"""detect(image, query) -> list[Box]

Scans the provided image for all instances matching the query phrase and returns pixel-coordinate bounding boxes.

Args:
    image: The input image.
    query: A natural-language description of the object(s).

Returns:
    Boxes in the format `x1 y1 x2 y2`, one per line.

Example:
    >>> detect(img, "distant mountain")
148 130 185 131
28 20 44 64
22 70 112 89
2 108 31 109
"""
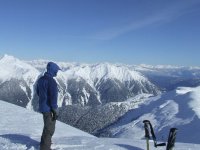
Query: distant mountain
133 64 200 91
97 86 200 144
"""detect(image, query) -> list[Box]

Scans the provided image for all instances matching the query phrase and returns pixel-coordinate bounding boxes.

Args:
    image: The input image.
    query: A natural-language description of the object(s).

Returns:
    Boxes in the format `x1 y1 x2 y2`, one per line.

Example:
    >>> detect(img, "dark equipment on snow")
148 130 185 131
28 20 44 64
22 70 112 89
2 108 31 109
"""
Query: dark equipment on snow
143 120 166 150
143 120 150 150
166 128 178 150
143 120 178 150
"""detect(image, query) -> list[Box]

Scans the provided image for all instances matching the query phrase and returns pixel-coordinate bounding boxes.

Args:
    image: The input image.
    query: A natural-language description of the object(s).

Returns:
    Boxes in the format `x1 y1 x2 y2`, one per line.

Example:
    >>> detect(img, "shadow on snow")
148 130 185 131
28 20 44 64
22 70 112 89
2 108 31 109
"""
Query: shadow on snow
0 134 39 149
116 144 143 150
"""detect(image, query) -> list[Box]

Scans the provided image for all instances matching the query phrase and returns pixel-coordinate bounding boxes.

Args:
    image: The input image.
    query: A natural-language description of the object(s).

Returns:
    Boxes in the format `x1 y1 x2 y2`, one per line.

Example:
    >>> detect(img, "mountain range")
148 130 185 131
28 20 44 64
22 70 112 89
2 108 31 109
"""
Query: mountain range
0 54 200 136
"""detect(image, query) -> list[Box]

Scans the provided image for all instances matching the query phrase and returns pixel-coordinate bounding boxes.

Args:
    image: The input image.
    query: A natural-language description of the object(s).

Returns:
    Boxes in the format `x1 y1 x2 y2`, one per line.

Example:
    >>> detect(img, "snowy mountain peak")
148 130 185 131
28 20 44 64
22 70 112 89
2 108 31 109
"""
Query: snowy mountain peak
0 55 160 108
68 62 147 83
0 54 19 63
0 54 39 82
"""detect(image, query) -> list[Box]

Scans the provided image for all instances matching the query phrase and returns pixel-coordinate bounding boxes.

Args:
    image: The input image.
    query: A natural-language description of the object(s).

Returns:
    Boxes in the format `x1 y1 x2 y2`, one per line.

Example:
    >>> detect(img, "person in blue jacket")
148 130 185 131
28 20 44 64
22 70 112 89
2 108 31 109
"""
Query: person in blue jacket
37 62 61 150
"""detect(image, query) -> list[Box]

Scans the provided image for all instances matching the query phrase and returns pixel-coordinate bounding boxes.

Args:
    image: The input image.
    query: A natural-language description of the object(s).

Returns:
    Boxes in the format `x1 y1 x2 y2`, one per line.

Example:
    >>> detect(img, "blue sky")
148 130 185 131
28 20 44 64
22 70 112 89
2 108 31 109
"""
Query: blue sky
0 0 200 66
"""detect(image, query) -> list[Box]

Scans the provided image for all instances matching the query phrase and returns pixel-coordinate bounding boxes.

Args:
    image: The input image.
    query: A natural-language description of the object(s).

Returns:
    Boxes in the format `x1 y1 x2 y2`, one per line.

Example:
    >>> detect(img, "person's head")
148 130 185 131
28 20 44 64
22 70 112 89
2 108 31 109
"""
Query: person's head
46 62 61 77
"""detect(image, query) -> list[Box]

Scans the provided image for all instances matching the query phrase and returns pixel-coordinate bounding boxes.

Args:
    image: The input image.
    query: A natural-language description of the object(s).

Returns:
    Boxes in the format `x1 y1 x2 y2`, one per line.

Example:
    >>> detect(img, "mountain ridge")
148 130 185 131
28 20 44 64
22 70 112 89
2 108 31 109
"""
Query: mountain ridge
97 86 200 144
0 54 160 107
1 54 200 136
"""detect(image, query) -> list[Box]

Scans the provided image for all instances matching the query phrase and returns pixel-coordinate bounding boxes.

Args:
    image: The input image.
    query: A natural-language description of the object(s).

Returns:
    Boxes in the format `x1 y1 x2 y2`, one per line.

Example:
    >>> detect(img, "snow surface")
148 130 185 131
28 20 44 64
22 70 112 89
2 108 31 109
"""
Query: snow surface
0 100 200 150
102 86 200 145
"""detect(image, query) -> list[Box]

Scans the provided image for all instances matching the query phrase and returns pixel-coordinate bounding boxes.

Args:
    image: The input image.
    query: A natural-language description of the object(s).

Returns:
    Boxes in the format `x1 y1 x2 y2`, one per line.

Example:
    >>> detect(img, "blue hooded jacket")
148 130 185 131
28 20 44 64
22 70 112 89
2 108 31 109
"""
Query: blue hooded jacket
37 62 61 112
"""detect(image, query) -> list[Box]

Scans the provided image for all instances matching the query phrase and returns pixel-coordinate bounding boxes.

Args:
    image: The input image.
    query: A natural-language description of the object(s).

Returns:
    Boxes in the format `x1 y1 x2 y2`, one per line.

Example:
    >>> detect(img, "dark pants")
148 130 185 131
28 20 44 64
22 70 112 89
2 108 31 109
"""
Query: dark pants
40 112 56 150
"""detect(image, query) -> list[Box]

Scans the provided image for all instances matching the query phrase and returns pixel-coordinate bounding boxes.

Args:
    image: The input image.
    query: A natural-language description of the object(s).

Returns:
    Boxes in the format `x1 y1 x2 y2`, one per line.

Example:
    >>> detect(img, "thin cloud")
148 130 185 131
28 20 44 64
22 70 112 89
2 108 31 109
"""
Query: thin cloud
92 1 200 40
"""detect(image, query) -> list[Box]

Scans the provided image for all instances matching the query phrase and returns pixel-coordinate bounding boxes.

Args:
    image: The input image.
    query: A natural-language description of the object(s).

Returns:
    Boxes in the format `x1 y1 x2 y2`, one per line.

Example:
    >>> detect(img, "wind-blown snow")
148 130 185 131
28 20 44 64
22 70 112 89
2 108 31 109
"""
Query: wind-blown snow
187 87 200 119
176 86 200 119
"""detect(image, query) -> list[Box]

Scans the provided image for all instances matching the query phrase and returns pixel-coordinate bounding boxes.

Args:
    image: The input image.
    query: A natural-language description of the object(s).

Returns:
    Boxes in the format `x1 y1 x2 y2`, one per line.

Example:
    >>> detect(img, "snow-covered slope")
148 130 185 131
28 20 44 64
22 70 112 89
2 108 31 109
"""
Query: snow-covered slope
56 62 160 105
0 100 199 150
99 86 200 144
0 100 124 150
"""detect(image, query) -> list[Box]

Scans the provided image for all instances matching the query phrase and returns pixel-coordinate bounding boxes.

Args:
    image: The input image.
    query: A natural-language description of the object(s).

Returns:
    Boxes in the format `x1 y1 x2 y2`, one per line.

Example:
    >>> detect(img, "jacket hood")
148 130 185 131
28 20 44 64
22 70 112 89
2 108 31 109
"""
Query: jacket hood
46 62 61 77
